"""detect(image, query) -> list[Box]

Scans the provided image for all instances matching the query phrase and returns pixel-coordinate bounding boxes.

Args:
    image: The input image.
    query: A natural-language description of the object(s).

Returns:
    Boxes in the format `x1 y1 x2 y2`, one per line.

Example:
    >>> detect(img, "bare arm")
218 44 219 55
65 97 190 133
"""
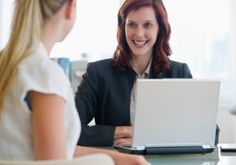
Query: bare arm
29 92 149 164
30 91 67 160
74 146 149 165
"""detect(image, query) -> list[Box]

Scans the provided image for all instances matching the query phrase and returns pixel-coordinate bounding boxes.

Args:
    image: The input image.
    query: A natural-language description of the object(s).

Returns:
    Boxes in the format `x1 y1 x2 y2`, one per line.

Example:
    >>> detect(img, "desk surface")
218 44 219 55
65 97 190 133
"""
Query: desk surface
102 145 236 164
144 146 236 165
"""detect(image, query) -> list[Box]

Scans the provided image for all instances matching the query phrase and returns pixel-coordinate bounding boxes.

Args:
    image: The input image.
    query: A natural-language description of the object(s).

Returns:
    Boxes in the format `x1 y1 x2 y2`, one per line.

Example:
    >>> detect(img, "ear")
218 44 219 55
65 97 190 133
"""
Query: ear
64 0 75 19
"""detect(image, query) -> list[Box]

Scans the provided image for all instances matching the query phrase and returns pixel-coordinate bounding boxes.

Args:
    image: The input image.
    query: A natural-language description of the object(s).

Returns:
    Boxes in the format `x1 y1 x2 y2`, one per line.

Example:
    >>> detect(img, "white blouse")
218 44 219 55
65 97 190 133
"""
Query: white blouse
0 43 80 160
130 60 152 125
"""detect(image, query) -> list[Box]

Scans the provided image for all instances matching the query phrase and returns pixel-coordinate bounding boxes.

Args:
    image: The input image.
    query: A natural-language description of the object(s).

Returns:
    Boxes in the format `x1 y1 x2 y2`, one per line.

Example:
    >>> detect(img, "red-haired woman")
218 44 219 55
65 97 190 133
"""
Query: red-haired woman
76 0 218 147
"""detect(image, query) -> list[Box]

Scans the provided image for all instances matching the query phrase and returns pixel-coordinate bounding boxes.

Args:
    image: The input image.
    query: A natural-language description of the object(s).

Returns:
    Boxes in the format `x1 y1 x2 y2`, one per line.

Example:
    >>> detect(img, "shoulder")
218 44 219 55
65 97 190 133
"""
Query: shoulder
83 58 134 84
19 53 66 81
169 60 187 67
17 52 69 100
169 60 190 70
167 60 192 78
88 58 113 69
86 58 116 74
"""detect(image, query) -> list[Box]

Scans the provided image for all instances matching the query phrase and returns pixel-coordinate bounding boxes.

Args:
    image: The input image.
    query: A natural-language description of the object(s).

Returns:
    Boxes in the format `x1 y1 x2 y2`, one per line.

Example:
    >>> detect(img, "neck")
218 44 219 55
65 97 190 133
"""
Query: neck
40 20 61 55
40 26 58 55
132 55 152 75
40 37 54 55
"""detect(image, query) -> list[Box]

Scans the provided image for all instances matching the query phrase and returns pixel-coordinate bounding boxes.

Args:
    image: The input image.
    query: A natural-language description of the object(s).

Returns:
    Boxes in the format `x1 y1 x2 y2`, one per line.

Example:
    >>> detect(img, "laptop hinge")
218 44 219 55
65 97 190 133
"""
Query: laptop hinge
135 146 145 150
202 144 215 149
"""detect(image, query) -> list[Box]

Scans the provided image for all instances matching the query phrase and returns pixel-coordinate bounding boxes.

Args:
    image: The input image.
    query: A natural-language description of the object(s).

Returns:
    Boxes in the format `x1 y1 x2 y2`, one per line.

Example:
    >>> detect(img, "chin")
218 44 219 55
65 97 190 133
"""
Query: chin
132 51 148 57
58 35 67 42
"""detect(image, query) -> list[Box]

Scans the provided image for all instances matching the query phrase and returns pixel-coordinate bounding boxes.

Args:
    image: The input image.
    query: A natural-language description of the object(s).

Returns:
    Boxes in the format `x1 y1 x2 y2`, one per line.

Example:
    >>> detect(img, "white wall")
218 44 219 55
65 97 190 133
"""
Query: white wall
230 0 236 102
120 0 125 5
0 0 3 47
208 0 236 144
217 109 236 143
219 0 236 141
0 0 13 49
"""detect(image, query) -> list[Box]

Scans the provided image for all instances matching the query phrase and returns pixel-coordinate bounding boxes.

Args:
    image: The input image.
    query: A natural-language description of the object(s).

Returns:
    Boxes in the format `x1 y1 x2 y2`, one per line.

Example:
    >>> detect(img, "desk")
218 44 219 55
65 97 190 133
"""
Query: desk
101 145 236 165
144 146 236 165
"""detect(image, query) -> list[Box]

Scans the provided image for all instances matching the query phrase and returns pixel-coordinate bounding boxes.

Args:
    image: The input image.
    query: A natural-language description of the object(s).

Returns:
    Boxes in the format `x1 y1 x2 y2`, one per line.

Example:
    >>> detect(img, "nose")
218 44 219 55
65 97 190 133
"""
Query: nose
135 26 145 38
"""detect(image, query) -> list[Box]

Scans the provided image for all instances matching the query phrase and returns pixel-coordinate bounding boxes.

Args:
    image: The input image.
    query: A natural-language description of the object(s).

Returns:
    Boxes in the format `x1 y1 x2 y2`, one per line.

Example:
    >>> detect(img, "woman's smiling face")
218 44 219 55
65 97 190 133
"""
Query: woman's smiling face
125 6 159 59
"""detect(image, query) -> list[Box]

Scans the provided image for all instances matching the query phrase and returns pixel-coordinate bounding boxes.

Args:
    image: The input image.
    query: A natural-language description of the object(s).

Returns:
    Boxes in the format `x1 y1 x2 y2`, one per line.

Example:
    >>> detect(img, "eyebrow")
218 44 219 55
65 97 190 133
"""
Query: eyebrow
126 19 155 23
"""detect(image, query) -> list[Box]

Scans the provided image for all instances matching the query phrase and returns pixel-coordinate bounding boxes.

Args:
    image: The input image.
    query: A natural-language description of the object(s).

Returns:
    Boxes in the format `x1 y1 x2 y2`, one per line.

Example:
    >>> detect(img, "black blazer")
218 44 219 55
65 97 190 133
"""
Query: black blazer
75 58 219 146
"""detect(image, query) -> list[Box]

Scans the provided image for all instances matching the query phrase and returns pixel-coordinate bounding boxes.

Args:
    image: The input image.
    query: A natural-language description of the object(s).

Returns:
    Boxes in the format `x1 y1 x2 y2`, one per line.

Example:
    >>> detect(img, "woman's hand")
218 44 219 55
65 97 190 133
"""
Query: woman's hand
114 152 150 165
75 145 150 165
114 126 133 146
114 137 132 146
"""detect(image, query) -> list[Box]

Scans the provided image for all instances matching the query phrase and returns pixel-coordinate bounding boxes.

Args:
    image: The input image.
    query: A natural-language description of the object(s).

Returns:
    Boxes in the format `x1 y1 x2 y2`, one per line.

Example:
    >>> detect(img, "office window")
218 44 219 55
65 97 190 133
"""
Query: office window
164 0 233 107
0 0 120 62
0 0 14 49
51 0 120 61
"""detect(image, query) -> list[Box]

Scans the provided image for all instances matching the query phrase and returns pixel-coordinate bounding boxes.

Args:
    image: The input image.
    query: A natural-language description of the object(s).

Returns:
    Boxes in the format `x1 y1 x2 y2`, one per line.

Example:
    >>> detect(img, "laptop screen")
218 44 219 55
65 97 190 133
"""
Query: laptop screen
132 79 220 148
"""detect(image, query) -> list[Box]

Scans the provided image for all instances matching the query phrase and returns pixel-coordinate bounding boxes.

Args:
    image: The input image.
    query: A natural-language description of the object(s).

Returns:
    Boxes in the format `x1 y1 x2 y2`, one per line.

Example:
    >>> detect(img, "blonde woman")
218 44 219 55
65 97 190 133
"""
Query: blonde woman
0 0 148 164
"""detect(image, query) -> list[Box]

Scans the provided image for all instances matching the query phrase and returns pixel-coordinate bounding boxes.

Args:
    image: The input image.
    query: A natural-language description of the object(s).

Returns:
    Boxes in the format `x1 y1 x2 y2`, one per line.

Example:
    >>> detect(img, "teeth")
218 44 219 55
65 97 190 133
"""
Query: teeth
134 40 146 46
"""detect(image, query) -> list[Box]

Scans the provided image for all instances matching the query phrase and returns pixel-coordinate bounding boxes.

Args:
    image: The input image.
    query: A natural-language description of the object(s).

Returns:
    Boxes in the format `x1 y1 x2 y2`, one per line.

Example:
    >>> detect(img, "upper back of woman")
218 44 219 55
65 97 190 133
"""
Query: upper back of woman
0 0 80 160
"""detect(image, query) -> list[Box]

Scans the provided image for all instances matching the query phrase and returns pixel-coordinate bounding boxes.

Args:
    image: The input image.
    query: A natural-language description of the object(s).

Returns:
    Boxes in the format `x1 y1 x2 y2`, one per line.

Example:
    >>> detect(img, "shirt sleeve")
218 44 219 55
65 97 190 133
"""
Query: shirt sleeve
75 62 115 146
17 58 70 102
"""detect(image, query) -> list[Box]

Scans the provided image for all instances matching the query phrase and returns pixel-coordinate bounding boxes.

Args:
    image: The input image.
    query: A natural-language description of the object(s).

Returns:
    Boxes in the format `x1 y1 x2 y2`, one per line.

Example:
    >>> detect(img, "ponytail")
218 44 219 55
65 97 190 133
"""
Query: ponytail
0 0 68 112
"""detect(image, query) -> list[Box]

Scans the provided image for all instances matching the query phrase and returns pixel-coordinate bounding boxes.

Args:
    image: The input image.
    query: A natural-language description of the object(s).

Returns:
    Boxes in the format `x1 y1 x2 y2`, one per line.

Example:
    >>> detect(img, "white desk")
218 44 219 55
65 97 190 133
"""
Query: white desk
144 145 236 165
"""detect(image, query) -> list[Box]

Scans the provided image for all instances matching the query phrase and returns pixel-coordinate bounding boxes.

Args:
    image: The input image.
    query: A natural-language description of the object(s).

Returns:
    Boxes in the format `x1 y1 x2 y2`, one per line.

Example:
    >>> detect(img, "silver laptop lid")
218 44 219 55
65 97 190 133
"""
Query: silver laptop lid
132 79 220 148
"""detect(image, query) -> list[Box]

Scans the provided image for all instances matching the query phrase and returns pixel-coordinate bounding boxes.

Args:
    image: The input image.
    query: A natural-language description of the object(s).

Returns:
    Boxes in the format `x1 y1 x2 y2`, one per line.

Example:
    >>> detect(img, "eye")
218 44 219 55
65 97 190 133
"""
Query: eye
127 22 137 29
144 22 153 29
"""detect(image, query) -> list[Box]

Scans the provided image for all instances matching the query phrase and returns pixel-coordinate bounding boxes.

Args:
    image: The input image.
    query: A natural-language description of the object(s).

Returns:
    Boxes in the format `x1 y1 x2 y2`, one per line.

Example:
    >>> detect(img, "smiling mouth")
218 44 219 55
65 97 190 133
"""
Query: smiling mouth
133 40 148 48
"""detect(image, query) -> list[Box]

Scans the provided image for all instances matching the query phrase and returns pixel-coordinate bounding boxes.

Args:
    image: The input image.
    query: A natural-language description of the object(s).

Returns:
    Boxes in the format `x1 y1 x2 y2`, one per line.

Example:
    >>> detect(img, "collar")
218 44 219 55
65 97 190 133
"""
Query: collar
39 42 49 58
132 58 152 78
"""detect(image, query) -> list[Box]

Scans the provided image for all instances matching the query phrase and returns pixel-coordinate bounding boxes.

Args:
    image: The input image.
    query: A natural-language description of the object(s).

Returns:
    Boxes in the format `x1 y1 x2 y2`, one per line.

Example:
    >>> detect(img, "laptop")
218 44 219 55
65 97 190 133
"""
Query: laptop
114 79 220 155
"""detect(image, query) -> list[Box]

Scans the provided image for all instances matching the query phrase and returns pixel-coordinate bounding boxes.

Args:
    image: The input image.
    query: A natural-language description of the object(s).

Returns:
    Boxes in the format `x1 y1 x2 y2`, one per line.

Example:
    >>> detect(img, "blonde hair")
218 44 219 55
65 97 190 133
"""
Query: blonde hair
0 0 68 112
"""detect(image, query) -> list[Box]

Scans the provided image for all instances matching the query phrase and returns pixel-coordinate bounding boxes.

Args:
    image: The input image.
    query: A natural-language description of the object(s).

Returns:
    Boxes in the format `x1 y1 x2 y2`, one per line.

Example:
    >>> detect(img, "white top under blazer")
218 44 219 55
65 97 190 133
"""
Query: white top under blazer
0 43 80 160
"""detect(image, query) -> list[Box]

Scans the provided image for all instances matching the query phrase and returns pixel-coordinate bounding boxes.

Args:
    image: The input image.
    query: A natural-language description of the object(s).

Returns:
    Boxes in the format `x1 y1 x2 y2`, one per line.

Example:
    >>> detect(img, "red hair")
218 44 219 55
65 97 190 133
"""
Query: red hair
113 0 172 77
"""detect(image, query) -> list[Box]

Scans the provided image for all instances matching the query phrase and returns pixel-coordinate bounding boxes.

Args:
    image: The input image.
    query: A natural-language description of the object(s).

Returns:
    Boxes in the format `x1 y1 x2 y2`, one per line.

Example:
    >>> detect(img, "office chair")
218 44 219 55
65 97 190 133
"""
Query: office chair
0 154 114 165
70 60 88 93
230 104 236 115
52 58 88 93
